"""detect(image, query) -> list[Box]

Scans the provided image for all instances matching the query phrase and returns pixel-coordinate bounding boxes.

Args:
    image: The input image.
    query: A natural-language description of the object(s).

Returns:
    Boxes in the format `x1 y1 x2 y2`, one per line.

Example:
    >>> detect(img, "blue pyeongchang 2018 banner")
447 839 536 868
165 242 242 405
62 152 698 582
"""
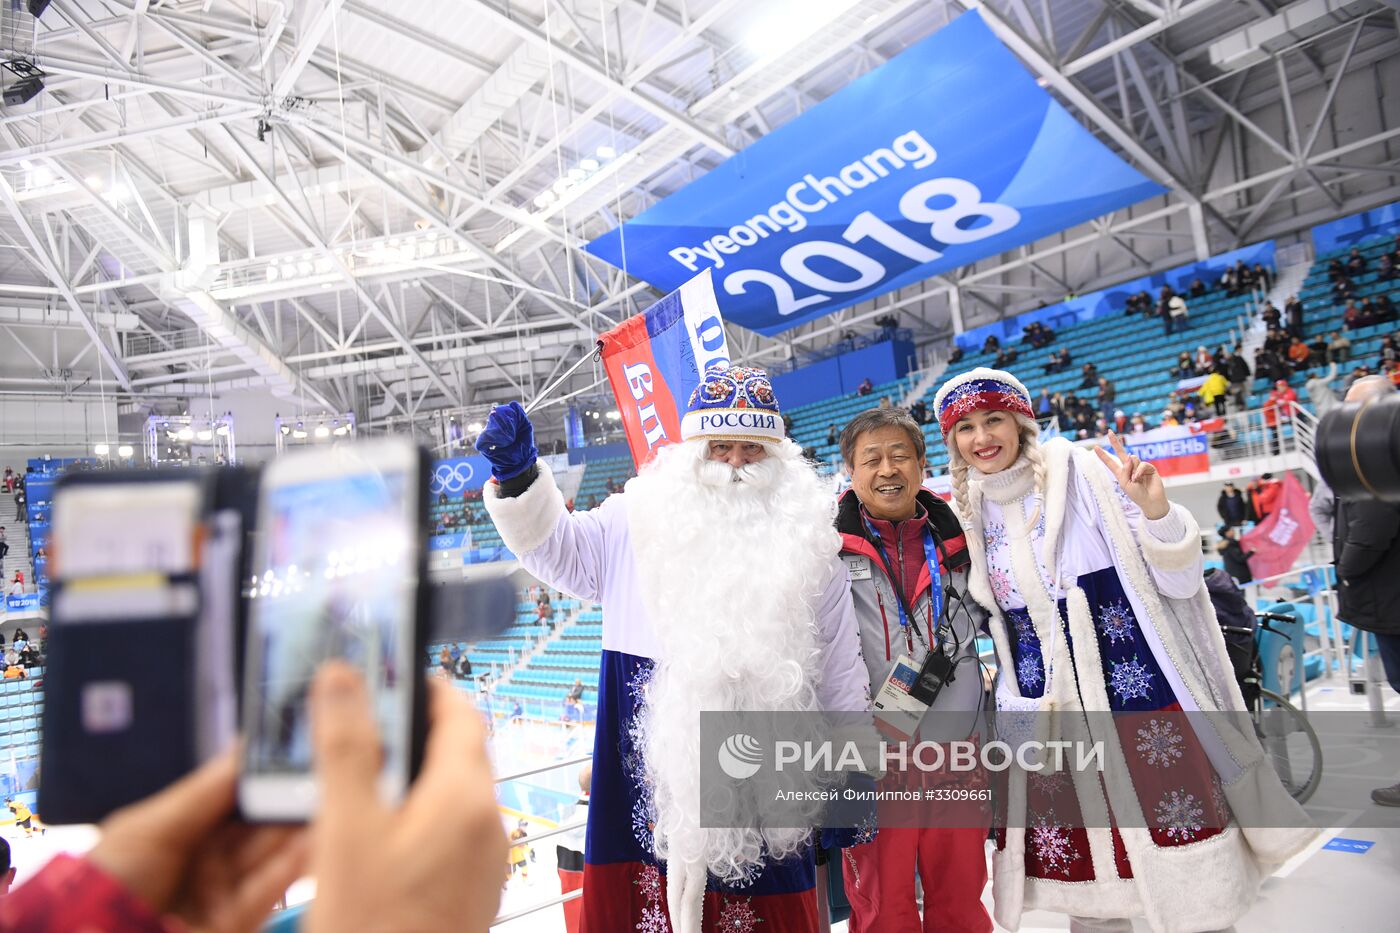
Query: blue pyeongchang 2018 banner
584 11 1164 337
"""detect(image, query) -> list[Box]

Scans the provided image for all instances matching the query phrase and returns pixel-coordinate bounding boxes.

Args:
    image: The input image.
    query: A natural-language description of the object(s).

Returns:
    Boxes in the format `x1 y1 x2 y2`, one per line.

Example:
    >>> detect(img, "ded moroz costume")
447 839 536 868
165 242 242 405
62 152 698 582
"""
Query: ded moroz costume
480 365 873 933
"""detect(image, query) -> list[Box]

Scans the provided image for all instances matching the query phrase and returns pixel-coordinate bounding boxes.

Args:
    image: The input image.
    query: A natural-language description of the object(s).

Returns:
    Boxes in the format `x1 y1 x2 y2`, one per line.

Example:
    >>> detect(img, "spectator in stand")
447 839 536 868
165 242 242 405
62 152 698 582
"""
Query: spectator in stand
437 646 453 675
1255 346 1290 386
1286 336 1312 372
1376 293 1397 322
1260 302 1282 330
12 483 23 522
1346 247 1367 276
1304 362 1341 417
1248 474 1282 522
1254 263 1274 291
1167 293 1189 333
1333 275 1356 302
1338 301 1360 330
1328 330 1352 363
982 334 1000 353
1171 352 1196 380
1347 365 1375 391
1221 265 1237 296
7 574 21 597
1327 258 1345 281
453 650 473 681
826 424 838 447
856 377 874 397
1380 251 1397 281
1263 380 1298 454
0 469 12 494
1129 413 1149 434
1381 334 1399 365
909 399 930 425
1217 483 1248 528
1226 346 1252 409
1112 410 1129 434
1096 376 1116 420
1217 526 1255 585
1193 345 1213 372
1386 359 1400 387
1043 351 1061 374
1079 362 1098 389
1200 368 1229 417
948 345 964 364
0 528 6 575
1307 331 1329 362
1235 259 1255 290
1189 278 1207 299
993 346 1019 368
1159 408 1180 427
1284 295 1305 336
567 678 585 704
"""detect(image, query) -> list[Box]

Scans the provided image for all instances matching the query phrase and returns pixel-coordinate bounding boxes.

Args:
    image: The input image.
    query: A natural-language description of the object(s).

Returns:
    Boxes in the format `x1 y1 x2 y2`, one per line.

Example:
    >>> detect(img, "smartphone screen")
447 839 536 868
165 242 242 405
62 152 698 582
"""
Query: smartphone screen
241 446 419 815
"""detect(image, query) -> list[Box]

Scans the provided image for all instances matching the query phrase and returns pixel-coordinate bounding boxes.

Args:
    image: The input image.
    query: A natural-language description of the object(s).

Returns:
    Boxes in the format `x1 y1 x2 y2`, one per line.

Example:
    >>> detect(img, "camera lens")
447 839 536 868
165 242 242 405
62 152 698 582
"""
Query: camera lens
1315 392 1400 502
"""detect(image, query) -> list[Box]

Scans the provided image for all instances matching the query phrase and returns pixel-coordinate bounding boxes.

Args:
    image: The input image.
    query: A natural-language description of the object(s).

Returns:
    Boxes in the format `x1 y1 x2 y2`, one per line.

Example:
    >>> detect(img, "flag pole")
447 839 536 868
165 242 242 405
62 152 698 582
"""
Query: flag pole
522 344 602 416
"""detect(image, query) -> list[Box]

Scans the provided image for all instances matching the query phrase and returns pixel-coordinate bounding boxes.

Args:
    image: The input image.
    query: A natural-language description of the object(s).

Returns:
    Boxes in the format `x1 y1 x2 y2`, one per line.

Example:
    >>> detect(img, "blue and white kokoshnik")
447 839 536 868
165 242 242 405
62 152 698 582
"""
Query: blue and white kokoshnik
680 364 787 445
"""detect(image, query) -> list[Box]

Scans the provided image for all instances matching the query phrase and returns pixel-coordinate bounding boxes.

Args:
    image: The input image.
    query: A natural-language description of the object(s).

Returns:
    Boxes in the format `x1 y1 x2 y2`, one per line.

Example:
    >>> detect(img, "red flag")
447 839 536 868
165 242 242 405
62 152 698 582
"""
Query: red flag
597 271 731 468
1241 472 1315 581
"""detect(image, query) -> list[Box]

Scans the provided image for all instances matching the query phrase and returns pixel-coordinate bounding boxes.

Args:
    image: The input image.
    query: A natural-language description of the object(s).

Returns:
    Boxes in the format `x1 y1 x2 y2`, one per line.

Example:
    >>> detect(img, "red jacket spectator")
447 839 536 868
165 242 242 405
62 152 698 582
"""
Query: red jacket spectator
1263 382 1297 427
1248 476 1283 522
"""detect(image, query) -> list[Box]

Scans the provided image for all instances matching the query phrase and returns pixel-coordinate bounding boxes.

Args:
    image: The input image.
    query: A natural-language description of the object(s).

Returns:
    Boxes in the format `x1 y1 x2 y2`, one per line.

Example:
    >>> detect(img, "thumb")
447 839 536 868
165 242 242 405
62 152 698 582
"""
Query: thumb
310 662 384 819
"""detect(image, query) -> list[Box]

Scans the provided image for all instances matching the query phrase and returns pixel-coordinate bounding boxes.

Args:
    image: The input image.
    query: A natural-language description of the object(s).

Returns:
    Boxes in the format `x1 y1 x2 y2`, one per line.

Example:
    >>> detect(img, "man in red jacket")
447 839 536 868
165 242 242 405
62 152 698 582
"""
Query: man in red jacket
1263 380 1298 454
1248 473 1283 523
833 407 992 933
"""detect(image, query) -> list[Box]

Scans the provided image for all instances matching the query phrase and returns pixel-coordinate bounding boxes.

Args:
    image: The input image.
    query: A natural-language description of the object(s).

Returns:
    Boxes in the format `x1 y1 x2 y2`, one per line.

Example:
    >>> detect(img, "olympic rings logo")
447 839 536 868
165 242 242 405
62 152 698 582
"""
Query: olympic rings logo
431 460 475 494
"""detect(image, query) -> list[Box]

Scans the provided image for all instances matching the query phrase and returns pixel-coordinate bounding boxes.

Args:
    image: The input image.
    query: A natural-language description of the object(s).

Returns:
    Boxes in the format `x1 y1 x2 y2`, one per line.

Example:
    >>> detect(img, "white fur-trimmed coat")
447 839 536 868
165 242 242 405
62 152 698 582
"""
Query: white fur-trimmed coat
959 438 1317 932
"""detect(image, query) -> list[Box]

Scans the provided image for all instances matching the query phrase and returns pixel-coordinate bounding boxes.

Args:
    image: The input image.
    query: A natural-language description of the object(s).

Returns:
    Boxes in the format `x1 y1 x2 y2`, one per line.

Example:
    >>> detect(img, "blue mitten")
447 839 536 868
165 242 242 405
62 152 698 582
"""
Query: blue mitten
477 401 537 480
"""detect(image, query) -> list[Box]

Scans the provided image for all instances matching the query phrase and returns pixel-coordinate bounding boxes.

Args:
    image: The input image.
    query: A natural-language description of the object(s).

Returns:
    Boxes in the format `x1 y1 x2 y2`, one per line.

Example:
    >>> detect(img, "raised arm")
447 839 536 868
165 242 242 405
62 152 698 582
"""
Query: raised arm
478 403 619 601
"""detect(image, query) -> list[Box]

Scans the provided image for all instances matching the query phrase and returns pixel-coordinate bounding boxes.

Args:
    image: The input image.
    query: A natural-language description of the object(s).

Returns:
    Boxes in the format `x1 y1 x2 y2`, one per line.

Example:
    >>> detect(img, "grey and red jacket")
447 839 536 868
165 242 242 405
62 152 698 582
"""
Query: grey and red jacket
836 487 985 725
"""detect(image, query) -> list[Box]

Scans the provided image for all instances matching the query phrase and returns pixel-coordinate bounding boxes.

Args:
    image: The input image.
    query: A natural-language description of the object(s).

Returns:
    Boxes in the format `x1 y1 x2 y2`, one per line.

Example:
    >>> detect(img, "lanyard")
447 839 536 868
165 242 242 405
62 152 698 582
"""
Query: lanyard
861 516 944 644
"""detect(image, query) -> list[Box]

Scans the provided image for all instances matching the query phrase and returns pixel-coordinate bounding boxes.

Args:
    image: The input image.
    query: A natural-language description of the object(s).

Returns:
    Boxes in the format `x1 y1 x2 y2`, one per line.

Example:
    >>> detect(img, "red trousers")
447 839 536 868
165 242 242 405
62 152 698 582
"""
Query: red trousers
841 826 992 933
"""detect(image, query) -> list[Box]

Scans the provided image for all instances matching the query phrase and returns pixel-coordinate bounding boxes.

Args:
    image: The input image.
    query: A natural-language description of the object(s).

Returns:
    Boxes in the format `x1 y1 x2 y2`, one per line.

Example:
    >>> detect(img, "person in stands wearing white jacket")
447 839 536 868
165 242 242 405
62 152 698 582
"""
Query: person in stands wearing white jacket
933 367 1315 933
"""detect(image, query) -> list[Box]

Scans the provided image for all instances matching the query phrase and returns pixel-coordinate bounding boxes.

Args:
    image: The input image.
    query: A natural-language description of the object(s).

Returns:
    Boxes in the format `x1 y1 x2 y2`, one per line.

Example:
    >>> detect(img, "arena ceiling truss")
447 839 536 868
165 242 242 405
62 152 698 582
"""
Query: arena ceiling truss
0 0 1397 431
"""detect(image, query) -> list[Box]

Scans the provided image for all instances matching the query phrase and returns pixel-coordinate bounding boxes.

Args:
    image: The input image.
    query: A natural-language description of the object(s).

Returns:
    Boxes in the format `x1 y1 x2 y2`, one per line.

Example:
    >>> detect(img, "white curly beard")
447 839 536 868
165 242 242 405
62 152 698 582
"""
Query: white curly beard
623 438 840 885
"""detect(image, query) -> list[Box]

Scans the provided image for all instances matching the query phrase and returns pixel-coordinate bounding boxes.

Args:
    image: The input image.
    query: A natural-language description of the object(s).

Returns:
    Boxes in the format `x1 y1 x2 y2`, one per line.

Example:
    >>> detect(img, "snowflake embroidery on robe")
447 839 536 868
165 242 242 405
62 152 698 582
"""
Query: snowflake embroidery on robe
630 795 656 854
984 520 1007 552
1135 718 1185 767
1108 657 1154 703
1028 810 1081 876
990 568 1013 605
717 897 763 932
1097 600 1135 646
1155 789 1205 842
1030 769 1073 799
635 865 667 933
1011 612 1037 648
1017 652 1045 692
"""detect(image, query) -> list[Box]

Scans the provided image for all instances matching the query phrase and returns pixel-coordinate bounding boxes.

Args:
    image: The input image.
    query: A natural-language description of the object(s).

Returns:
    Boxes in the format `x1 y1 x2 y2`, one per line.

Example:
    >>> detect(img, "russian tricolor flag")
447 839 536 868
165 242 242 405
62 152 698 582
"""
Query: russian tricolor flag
598 270 733 468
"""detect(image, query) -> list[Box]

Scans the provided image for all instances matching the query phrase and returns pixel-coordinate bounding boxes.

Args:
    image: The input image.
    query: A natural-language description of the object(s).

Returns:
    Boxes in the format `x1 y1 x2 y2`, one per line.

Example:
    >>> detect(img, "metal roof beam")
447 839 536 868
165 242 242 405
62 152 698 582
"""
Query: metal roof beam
272 0 349 102
469 0 735 157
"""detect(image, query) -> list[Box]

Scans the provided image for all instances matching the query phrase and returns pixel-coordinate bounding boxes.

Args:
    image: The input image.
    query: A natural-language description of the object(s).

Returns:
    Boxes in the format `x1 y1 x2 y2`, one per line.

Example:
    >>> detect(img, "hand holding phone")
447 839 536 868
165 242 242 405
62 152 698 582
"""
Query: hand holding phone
306 663 506 933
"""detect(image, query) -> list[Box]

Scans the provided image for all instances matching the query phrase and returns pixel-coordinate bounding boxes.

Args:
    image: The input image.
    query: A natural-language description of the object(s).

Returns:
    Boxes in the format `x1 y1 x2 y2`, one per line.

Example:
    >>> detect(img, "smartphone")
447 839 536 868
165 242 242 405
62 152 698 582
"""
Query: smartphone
238 439 428 821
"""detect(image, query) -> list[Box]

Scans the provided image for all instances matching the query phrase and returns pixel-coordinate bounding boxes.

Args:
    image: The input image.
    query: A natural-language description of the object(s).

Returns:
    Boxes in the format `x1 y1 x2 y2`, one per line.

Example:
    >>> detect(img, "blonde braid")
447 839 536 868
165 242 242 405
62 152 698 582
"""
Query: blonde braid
949 453 972 524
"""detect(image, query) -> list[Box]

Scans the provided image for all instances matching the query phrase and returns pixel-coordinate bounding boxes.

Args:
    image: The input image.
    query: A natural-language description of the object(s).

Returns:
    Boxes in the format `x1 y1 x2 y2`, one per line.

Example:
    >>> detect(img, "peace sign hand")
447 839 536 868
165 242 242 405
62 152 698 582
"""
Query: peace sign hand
1093 431 1170 520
